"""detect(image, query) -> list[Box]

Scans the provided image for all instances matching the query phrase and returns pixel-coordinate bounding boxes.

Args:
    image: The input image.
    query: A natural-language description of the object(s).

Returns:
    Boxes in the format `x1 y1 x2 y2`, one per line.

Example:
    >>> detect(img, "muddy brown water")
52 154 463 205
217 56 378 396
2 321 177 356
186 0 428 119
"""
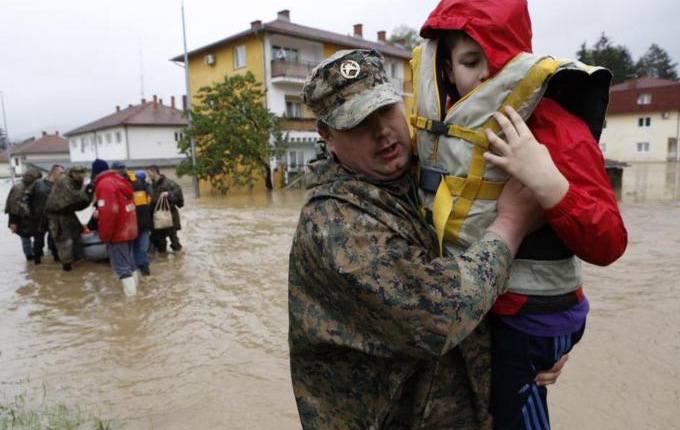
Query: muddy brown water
0 163 678 429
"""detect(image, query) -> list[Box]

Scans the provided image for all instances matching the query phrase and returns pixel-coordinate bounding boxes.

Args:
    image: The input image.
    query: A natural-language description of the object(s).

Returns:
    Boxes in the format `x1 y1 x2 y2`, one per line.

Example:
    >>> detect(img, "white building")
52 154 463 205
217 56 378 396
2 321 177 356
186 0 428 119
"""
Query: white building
600 77 680 162
7 132 70 175
65 96 188 166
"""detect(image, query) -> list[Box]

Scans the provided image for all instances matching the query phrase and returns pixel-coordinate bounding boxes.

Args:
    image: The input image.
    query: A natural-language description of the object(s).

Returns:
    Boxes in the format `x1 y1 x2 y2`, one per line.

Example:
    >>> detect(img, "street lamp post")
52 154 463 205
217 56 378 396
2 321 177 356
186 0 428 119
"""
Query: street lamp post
181 0 200 199
0 91 15 184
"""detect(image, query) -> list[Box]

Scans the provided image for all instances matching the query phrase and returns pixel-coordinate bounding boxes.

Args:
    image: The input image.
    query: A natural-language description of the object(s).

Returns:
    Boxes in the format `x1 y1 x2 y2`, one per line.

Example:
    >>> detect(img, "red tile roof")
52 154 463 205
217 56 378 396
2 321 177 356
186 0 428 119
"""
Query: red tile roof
171 18 412 62
65 101 188 136
11 134 69 155
607 77 680 115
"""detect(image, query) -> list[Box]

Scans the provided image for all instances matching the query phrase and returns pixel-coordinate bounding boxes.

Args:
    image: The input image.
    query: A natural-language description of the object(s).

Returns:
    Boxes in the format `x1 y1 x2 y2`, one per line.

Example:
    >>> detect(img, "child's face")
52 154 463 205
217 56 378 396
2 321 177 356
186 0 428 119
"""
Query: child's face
445 37 489 97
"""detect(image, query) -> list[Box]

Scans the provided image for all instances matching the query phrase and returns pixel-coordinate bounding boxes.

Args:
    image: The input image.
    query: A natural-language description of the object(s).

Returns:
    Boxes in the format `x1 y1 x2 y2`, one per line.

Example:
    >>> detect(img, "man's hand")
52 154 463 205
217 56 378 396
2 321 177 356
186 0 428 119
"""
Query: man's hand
160 191 169 198
484 106 568 209
536 354 568 386
9 223 17 233
487 178 544 255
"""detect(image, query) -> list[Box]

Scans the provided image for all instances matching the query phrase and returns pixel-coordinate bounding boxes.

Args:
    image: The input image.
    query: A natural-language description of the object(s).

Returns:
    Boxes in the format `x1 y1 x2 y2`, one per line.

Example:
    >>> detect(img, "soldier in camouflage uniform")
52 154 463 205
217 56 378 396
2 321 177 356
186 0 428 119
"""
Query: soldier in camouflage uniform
46 166 91 271
5 168 43 261
288 49 548 429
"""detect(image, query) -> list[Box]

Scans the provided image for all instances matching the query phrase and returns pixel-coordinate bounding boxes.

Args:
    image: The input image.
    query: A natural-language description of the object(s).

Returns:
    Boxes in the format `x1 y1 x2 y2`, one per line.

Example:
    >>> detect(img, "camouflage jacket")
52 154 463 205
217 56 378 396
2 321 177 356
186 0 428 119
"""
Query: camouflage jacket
5 170 42 236
45 173 90 240
288 157 513 430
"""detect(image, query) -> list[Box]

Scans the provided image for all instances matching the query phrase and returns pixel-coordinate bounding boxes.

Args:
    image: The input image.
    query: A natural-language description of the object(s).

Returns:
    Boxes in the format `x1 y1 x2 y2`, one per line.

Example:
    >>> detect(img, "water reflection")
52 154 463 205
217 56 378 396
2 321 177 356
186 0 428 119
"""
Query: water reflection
621 162 680 203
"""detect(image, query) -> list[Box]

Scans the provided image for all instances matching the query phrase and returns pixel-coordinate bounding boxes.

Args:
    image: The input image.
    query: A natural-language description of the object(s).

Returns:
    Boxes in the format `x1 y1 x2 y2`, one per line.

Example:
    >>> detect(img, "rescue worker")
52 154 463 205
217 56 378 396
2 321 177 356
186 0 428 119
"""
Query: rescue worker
288 49 560 429
132 170 153 276
93 160 139 296
5 168 42 262
46 166 90 271
148 165 183 252
21 164 65 263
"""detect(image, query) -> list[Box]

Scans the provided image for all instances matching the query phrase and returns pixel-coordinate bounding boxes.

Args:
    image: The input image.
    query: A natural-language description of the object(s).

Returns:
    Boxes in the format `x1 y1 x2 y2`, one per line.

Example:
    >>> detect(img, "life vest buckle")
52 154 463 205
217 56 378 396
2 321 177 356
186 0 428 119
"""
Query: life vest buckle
429 120 449 136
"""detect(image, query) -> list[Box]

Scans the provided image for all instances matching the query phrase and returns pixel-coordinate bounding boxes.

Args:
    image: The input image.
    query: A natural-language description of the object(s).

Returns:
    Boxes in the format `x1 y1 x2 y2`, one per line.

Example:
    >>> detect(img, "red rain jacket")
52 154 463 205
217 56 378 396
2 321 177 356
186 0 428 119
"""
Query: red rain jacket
421 0 627 269
94 170 138 243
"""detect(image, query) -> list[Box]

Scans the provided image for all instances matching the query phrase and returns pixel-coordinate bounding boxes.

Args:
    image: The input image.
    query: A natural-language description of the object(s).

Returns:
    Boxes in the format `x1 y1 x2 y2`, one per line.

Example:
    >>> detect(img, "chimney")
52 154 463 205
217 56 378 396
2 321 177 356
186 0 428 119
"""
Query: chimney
353 24 363 38
171 96 176 109
251 20 262 30
141 98 146 104
56 131 59 136
42 131 47 137
277 9 290 22
159 98 164 106
182 95 187 111
116 105 121 112
377 30 386 43
153 95 158 108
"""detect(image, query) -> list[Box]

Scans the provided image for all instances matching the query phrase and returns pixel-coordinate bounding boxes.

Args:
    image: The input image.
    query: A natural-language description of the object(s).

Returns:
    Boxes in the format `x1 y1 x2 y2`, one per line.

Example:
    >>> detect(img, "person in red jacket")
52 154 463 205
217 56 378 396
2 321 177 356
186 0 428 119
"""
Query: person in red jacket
419 1 628 429
91 159 139 296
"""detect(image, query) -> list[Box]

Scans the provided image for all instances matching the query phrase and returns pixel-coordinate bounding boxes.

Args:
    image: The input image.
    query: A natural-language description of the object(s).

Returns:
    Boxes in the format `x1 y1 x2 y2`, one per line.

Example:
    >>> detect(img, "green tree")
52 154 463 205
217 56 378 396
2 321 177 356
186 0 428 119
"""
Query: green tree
387 25 422 52
577 33 636 84
635 43 678 80
177 72 285 194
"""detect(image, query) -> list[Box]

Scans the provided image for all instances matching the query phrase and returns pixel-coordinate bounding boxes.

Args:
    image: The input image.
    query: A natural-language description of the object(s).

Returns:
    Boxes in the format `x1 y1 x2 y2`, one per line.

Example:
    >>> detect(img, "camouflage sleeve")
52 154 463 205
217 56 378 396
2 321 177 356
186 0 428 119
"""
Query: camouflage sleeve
292 198 512 360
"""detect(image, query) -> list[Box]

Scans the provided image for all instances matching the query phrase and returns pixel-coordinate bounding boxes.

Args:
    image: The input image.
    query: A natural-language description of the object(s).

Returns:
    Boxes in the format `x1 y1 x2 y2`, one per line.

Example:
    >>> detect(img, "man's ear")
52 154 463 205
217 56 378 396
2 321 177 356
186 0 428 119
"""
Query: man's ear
317 126 335 152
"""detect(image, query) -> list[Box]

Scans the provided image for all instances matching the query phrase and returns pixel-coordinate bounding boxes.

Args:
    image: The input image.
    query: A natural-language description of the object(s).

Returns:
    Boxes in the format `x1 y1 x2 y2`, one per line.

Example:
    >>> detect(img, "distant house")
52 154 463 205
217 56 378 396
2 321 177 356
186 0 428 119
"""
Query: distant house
7 132 70 175
171 9 412 190
0 149 10 178
65 96 188 169
600 77 680 162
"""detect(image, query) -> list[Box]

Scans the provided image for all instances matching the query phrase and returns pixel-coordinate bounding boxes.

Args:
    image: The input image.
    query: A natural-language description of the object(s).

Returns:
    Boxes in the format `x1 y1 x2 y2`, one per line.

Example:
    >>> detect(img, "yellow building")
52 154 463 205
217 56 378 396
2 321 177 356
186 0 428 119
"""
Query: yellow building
171 9 412 193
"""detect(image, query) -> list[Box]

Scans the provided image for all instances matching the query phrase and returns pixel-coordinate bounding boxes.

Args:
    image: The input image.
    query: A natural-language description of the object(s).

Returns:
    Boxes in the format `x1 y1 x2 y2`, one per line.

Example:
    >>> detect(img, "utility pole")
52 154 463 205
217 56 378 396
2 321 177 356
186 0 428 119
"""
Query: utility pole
1 91 15 184
181 0 200 198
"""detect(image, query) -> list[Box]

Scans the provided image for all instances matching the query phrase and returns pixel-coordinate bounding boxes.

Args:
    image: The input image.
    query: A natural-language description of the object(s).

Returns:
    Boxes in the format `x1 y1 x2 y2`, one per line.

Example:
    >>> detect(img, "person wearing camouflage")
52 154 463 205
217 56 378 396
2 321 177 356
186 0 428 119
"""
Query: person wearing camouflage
5 168 43 262
46 166 91 271
21 164 65 263
288 49 547 429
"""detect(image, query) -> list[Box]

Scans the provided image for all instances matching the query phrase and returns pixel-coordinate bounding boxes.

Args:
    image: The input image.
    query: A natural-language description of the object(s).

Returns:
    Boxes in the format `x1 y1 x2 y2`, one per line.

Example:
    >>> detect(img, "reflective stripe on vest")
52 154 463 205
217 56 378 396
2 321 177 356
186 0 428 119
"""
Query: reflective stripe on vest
134 190 150 206
412 39 609 295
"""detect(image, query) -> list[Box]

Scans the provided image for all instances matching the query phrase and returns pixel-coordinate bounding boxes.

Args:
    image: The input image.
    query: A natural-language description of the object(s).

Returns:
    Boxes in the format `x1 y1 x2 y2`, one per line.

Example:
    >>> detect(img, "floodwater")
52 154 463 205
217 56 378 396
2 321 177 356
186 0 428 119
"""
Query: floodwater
0 162 678 430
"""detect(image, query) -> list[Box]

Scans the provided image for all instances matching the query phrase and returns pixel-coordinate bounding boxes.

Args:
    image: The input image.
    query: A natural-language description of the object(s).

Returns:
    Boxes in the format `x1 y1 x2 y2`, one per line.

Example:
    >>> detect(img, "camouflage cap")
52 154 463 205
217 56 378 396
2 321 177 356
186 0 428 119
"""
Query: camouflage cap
69 165 86 174
302 49 403 130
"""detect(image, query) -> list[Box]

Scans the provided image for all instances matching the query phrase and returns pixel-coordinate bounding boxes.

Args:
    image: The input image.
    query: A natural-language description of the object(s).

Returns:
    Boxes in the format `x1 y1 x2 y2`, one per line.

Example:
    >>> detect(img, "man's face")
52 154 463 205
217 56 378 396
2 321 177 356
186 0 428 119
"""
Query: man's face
321 103 411 181
53 167 65 180
147 170 157 181
446 37 490 97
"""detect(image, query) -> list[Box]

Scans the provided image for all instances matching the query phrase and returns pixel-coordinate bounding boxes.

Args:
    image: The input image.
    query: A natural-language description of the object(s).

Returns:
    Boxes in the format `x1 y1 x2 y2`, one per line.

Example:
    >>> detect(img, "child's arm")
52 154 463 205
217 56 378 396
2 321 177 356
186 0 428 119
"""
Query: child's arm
484 104 627 266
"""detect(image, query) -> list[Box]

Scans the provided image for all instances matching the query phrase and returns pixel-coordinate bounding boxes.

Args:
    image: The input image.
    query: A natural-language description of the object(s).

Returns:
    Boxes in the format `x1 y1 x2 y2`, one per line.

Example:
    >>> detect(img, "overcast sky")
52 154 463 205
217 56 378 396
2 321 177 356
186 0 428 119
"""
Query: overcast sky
1 0 678 140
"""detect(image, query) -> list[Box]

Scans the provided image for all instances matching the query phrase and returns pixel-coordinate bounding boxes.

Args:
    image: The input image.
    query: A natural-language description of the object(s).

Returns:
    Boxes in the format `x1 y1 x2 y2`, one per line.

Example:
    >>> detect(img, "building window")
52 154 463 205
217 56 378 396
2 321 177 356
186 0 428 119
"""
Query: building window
81 137 86 153
106 133 112 144
297 151 304 167
638 117 651 127
174 131 183 142
70 139 77 148
115 132 122 143
286 101 303 118
272 45 299 62
599 142 607 153
289 150 297 167
234 45 246 69
637 93 652 105
14 158 19 166
636 142 650 153
97 135 102 145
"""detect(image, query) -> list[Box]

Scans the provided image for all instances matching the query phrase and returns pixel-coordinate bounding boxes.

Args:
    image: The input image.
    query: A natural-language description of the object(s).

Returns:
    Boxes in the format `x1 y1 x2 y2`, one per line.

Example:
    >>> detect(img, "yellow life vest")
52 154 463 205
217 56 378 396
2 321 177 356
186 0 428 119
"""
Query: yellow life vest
410 39 611 296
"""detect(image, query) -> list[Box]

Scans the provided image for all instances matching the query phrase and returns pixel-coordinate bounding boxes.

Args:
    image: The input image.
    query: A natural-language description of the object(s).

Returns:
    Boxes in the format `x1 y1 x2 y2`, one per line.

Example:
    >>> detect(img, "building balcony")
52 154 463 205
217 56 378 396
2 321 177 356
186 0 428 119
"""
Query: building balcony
271 59 319 84
279 117 317 131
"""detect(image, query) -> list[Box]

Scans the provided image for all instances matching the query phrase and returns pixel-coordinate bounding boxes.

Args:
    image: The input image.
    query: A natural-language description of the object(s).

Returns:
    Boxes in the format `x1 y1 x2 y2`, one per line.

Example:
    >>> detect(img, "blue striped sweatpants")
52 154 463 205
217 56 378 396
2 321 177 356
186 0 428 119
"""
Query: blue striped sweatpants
489 317 585 430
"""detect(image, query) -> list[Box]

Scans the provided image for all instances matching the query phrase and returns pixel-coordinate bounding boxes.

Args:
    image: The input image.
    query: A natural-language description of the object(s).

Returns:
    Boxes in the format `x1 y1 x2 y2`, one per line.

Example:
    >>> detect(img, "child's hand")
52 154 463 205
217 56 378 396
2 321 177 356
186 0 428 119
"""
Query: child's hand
484 106 568 209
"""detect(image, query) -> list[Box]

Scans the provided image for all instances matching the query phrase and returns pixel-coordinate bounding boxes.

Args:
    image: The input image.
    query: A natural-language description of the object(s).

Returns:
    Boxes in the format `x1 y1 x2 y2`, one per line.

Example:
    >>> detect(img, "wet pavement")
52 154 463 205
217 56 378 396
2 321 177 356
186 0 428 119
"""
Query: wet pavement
1 162 679 429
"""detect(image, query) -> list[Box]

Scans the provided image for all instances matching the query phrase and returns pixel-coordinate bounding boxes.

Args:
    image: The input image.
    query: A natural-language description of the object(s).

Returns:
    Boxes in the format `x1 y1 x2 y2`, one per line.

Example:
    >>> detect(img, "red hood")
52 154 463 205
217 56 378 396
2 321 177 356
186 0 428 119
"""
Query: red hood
420 0 532 76
95 170 133 197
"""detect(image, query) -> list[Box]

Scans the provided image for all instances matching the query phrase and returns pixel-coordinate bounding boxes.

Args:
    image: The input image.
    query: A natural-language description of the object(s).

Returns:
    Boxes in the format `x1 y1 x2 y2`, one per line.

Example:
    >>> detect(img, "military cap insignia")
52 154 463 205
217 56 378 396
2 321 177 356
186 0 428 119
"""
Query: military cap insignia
340 60 361 79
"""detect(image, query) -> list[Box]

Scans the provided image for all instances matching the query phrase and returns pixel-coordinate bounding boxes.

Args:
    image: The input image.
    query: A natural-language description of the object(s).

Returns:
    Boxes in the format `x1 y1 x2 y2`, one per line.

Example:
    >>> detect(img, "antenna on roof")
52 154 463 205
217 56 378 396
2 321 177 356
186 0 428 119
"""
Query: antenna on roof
138 34 145 100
